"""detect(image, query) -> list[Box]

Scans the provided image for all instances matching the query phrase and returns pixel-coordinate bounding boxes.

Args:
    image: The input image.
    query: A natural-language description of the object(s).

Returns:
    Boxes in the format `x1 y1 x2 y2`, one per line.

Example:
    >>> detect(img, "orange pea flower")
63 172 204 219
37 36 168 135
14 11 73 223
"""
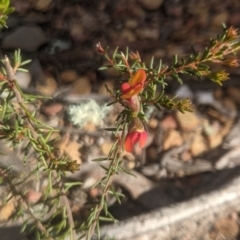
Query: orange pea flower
121 69 146 99
124 117 148 153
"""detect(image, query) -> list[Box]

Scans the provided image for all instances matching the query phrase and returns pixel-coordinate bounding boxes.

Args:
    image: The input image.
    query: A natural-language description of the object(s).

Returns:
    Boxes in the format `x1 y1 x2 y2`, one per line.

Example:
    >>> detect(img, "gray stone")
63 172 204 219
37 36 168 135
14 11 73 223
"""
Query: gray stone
2 26 48 52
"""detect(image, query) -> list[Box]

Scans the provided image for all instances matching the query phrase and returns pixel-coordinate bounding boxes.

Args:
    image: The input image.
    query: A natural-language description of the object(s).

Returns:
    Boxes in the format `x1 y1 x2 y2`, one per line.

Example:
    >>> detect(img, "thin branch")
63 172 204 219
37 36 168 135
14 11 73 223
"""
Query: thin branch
3 56 77 239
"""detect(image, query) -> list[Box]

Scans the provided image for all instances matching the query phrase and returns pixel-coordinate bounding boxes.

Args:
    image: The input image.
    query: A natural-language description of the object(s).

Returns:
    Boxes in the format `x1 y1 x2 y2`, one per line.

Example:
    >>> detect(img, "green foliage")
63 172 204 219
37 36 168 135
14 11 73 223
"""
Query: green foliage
0 0 14 28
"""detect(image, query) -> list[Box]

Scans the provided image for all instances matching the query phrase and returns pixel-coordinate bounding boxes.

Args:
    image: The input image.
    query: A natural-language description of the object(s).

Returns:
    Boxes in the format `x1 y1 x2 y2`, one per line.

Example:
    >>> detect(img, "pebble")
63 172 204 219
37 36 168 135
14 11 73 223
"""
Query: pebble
2 26 47 52
162 129 183 150
136 27 160 40
65 141 82 164
71 77 92 95
0 198 16 222
36 73 58 96
14 70 31 89
190 133 208 156
40 102 64 117
138 0 163 10
176 111 202 131
211 11 228 27
160 114 177 130
32 0 53 11
60 69 79 83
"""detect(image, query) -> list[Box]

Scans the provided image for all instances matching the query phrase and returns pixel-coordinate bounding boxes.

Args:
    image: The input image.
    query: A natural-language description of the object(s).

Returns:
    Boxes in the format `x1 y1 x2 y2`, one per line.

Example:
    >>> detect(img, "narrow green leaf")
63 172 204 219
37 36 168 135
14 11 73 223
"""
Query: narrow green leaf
64 181 82 191
172 73 183 85
173 54 178 65
97 219 100 239
17 68 28 72
125 47 129 60
113 47 119 59
118 166 136 177
106 100 118 106
1 100 6 118
103 127 118 131
98 66 111 71
92 157 113 162
149 56 154 68
99 216 115 222
20 59 32 66
100 164 109 172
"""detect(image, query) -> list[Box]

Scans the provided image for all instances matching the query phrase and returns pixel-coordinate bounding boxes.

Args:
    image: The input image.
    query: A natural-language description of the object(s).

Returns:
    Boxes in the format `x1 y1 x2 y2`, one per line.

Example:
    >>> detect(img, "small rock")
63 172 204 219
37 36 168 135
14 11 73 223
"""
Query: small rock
54 133 70 157
136 27 159 40
82 121 97 132
15 70 31 89
71 77 92 95
70 23 85 42
126 161 136 170
45 116 61 128
60 69 79 83
211 11 229 27
162 129 183 150
148 118 159 129
41 102 64 117
26 190 42 204
36 73 58 96
2 26 48 52
160 114 177 130
65 140 82 164
176 111 202 131
181 150 192 162
32 0 53 11
138 0 163 10
0 198 16 222
208 133 223 149
125 19 138 29
190 133 208 156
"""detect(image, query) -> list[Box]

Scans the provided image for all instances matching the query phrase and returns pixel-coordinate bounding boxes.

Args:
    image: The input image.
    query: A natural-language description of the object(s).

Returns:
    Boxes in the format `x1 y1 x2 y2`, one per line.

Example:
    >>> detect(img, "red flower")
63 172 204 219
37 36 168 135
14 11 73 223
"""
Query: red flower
121 69 146 99
124 117 148 152
124 130 147 152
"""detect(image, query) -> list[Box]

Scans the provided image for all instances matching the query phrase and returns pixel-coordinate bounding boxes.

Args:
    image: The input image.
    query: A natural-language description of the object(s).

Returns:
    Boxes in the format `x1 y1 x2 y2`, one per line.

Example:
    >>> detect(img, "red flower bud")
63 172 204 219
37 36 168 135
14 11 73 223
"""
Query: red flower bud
124 117 148 152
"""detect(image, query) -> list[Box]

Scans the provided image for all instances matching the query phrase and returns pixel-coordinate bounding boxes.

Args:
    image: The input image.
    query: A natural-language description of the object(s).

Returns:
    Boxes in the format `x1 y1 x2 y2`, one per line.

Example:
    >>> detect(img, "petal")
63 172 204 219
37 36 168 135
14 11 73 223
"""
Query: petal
121 82 131 94
129 69 146 87
124 131 140 152
139 131 148 148
121 85 143 99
